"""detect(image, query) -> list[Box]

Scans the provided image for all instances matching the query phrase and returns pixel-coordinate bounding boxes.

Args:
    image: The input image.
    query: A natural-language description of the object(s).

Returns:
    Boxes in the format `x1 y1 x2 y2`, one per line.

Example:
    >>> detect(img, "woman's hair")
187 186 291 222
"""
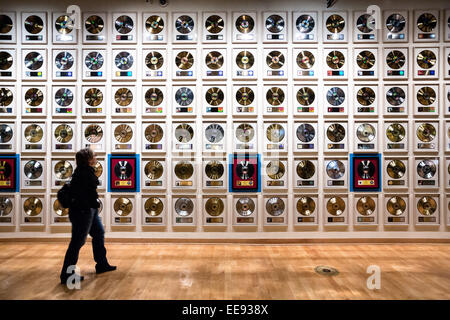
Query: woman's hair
75 148 94 167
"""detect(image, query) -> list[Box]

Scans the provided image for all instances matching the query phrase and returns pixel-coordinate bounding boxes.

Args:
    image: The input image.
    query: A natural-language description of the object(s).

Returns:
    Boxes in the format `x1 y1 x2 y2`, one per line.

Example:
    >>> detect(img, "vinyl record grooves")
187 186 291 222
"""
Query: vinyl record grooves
236 161 255 180
144 124 163 143
24 160 43 179
417 87 436 105
357 196 375 216
0 51 13 70
236 197 255 216
114 197 132 216
387 159 406 179
205 15 224 34
357 87 375 106
85 51 104 70
175 198 194 216
266 124 285 142
296 123 315 142
84 124 103 143
115 15 134 34
24 15 44 34
417 196 437 216
416 123 436 142
23 197 42 216
0 197 13 216
236 123 254 143
115 88 133 106
266 87 285 106
387 196 406 216
386 87 405 106
0 124 12 143
205 197 224 217
84 88 103 106
326 160 345 179
205 124 224 143
55 51 74 70
144 160 163 180
55 88 73 107
175 161 194 180
145 51 163 70
236 51 254 69
266 14 284 33
266 50 285 69
296 15 315 33
176 15 194 34
417 13 437 32
54 124 73 143
205 161 224 180
296 197 316 216
417 160 436 179
175 124 194 143
145 88 163 106
54 160 73 179
0 88 13 107
326 87 345 106
85 15 104 34
236 87 254 106
115 51 134 70
205 87 224 106
326 14 345 33
175 51 194 70
114 124 133 143
356 51 375 69
326 51 345 69
145 197 164 216
296 51 315 69
24 52 43 70
205 51 224 70
235 15 254 33
386 14 406 32
55 15 73 34
266 197 285 216
93 161 102 178
326 197 345 216
0 15 13 34
416 50 436 69
327 124 345 142
24 124 43 143
53 199 68 216
175 87 194 106
357 160 376 179
386 50 405 69
386 123 406 142
266 160 285 180
145 15 164 34
296 160 315 179
356 14 375 33
356 123 376 142
114 161 132 180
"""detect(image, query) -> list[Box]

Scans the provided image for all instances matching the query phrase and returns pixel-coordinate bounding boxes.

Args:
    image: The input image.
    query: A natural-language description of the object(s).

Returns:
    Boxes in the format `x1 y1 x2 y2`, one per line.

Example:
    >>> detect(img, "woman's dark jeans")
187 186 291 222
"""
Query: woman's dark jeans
60 207 108 280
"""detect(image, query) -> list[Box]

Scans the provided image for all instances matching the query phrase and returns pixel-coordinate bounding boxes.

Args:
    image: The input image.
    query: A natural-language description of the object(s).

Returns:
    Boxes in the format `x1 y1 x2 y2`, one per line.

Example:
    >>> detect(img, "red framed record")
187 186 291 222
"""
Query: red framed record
229 153 261 192
108 154 140 192
350 153 381 192
0 155 19 192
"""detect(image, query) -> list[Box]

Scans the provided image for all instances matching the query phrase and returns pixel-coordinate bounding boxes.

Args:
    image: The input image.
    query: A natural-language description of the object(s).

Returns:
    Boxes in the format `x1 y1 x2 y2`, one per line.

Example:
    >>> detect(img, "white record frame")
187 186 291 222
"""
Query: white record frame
323 158 348 190
0 48 16 80
81 85 107 117
262 11 288 43
202 48 227 80
142 195 166 226
0 85 16 116
52 49 77 81
0 12 16 44
322 11 348 43
232 11 257 43
233 195 258 226
172 196 197 227
141 158 167 191
112 49 137 81
81 122 106 154
21 122 46 153
293 195 318 226
21 12 47 44
111 195 136 226
263 195 288 226
353 10 378 43
413 47 439 80
20 158 46 190
413 9 440 43
383 121 408 153
202 195 227 227
142 12 167 44
384 157 409 190
293 121 318 153
111 12 137 44
292 11 318 43
293 158 318 189
414 194 440 225
21 48 47 81
323 194 348 225
51 122 77 153
262 157 288 190
383 10 408 42
51 85 77 117
111 122 136 153
292 48 319 80
384 194 409 225
141 122 166 153
52 12 77 44
20 194 46 226
202 84 227 117
353 194 379 226
202 12 227 44
82 49 107 81
172 12 198 43
142 49 167 81
82 12 108 44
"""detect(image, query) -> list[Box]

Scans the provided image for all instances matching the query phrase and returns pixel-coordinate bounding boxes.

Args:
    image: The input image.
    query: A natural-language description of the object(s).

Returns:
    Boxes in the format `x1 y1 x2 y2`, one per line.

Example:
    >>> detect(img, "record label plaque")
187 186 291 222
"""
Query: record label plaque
108 154 139 192
229 153 260 192
350 153 381 192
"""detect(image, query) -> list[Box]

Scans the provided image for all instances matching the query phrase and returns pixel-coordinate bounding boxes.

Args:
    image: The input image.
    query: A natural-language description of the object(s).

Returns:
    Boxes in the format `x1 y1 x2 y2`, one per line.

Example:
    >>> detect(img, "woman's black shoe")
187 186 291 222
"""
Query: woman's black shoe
95 264 117 274
60 275 84 285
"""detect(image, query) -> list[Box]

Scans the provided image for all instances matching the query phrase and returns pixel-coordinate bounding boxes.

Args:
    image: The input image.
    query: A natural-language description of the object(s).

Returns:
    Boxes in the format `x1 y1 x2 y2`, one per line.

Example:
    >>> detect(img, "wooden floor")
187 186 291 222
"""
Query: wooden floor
0 242 449 299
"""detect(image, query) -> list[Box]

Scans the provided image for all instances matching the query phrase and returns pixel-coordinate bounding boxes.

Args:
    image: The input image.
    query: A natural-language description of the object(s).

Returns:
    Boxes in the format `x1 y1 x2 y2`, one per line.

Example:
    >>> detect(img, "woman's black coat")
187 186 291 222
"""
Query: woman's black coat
69 164 100 210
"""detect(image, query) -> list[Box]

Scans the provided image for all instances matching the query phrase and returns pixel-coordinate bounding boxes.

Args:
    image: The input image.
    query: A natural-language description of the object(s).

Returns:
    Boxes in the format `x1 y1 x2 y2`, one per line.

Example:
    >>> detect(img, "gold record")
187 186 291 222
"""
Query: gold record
235 123 254 143
54 160 73 180
145 51 163 70
387 196 406 216
266 124 285 143
85 15 104 34
266 197 285 216
144 160 163 180
266 51 285 69
114 197 132 216
417 196 437 216
356 51 375 70
236 51 254 70
296 50 315 69
387 160 406 179
416 50 436 69
326 50 345 69
84 124 103 143
55 15 73 34
326 14 345 33
326 197 345 216
24 124 43 143
235 15 254 33
144 88 163 106
236 87 254 106
0 88 13 107
356 87 375 106
417 13 437 32
327 123 346 142
114 88 133 106
205 51 224 70
114 124 133 143
416 87 436 105
84 88 103 107
296 87 315 106
266 87 285 106
205 161 224 180
205 15 224 34
296 197 316 216
205 87 224 106
25 88 43 106
266 160 285 180
175 51 194 70
175 124 194 143
386 123 406 142
54 124 73 143
174 161 194 180
144 124 163 143
416 123 436 142
145 15 164 34
296 160 315 179
24 15 44 34
144 197 164 216
23 197 42 216
205 197 224 216
93 161 103 178
53 199 68 216
356 196 376 216
235 197 255 216
386 50 405 69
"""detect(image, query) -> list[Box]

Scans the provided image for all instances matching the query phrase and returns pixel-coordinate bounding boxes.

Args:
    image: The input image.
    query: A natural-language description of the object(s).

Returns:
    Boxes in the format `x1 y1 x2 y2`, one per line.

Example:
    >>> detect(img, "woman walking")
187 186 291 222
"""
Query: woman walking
60 148 116 285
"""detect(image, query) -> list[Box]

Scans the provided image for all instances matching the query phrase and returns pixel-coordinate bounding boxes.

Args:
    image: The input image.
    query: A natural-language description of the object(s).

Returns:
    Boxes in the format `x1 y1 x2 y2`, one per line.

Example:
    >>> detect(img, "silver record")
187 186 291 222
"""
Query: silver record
24 52 43 70
356 123 376 142
265 14 284 33
115 15 134 34
115 51 134 70
296 14 315 33
0 197 12 216
55 88 73 107
0 124 13 143
85 51 104 70
174 197 194 216
356 14 375 33
175 124 194 143
296 123 315 143
175 87 194 106
266 197 285 216
326 160 345 179
326 87 345 106
24 160 43 179
386 13 406 32
417 160 436 179
175 15 194 34
55 51 74 70
205 124 224 143
386 87 405 106
236 197 255 216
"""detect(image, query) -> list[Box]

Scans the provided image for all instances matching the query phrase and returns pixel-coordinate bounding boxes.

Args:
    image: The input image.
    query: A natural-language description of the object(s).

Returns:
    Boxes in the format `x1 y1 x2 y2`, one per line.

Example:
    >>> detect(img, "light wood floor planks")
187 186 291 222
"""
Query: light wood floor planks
0 242 449 299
